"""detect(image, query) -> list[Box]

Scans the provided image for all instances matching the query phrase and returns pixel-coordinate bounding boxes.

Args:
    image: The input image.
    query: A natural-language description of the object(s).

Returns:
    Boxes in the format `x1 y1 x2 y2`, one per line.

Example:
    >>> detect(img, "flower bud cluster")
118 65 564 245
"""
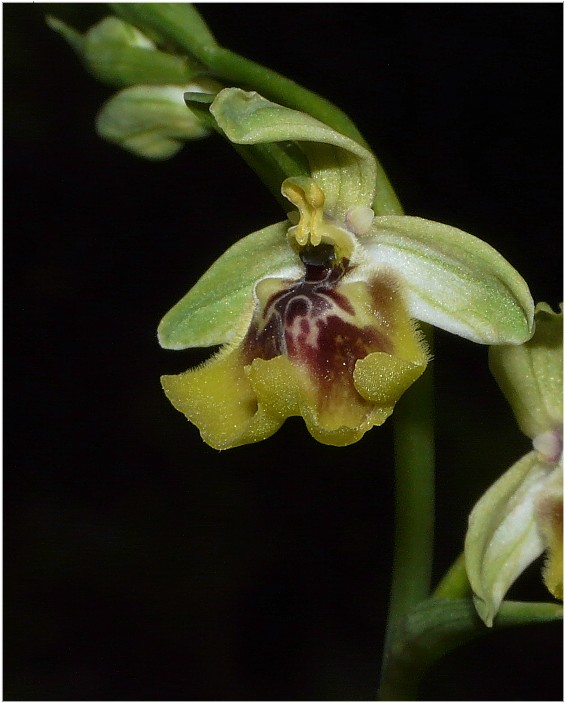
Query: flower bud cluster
48 14 219 159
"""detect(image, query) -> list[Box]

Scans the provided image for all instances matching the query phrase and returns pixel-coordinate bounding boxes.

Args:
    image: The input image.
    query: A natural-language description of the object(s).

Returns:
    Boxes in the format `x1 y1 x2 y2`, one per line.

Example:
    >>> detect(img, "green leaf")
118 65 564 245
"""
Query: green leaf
158 222 300 349
209 88 378 219
364 216 535 344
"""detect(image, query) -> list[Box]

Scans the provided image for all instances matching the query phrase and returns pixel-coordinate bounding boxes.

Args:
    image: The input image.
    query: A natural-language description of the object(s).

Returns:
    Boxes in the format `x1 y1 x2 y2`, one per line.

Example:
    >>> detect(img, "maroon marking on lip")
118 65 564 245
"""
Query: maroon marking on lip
242 262 398 411
367 273 400 327
293 312 392 390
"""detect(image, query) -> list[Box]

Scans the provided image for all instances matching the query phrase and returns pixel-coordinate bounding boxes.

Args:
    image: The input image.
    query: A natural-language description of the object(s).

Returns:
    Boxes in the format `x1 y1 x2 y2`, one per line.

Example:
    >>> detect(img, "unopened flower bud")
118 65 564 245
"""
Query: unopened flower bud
96 82 218 160
48 15 196 87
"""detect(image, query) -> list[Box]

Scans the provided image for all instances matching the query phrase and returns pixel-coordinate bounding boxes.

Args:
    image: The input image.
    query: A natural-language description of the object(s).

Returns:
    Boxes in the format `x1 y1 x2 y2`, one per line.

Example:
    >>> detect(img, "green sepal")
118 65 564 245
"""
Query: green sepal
464 451 549 627
185 92 310 211
158 222 301 349
363 216 535 344
209 88 378 219
489 303 563 439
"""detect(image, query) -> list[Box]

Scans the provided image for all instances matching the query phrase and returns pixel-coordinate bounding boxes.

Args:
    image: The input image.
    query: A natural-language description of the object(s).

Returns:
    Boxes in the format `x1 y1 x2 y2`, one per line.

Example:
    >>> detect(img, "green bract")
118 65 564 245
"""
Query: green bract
465 304 563 626
109 2 219 55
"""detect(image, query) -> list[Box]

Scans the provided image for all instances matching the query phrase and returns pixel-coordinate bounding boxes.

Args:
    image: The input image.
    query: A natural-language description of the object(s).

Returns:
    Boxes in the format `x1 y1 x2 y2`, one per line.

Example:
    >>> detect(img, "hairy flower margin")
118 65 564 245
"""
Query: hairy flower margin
465 303 563 626
157 88 534 450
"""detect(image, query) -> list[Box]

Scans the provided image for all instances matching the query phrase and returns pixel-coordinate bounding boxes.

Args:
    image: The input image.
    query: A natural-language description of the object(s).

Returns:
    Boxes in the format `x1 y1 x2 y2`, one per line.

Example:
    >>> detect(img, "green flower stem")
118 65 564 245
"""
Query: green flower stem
390 358 435 609
433 552 473 600
379 340 435 697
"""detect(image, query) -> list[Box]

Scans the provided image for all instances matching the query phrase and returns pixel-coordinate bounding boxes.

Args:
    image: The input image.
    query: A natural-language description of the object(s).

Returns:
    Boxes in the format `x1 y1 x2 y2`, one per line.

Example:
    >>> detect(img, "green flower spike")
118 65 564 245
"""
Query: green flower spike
159 88 535 450
465 303 563 626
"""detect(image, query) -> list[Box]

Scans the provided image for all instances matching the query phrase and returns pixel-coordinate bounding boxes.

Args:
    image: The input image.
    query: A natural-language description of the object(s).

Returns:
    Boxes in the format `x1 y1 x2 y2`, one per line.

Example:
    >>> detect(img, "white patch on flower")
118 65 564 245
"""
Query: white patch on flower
345 206 374 236
533 428 563 465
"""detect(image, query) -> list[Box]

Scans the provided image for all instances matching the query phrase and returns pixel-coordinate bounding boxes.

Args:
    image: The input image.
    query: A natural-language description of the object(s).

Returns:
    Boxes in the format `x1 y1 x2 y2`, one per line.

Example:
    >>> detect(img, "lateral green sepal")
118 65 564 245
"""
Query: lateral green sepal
464 452 552 627
158 222 301 349
362 216 535 344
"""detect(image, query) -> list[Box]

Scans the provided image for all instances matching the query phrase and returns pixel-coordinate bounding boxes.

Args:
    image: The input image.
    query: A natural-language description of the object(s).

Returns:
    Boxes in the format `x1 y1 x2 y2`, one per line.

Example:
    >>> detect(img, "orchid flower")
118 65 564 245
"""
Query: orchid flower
158 88 534 450
465 303 563 626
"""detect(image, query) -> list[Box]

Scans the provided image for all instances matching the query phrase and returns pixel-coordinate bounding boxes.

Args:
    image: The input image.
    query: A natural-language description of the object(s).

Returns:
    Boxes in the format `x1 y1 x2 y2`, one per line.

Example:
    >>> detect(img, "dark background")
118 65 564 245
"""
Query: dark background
5 3 563 700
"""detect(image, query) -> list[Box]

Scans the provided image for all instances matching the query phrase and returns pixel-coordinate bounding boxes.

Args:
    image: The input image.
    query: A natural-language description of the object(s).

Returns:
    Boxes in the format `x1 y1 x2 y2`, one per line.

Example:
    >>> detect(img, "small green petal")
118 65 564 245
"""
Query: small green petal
209 88 377 219
489 303 563 439
158 222 300 349
96 83 213 159
464 451 549 626
362 216 535 344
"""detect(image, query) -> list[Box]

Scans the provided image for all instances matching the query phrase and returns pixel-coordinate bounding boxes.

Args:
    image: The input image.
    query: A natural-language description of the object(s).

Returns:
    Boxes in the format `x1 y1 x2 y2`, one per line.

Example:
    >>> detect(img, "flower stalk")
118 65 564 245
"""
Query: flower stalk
380 341 435 696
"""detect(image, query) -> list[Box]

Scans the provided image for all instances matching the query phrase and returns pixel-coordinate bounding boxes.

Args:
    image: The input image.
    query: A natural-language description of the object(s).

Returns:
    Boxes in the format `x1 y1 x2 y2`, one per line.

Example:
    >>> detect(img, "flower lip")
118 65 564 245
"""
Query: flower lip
245 257 354 362
242 255 403 413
